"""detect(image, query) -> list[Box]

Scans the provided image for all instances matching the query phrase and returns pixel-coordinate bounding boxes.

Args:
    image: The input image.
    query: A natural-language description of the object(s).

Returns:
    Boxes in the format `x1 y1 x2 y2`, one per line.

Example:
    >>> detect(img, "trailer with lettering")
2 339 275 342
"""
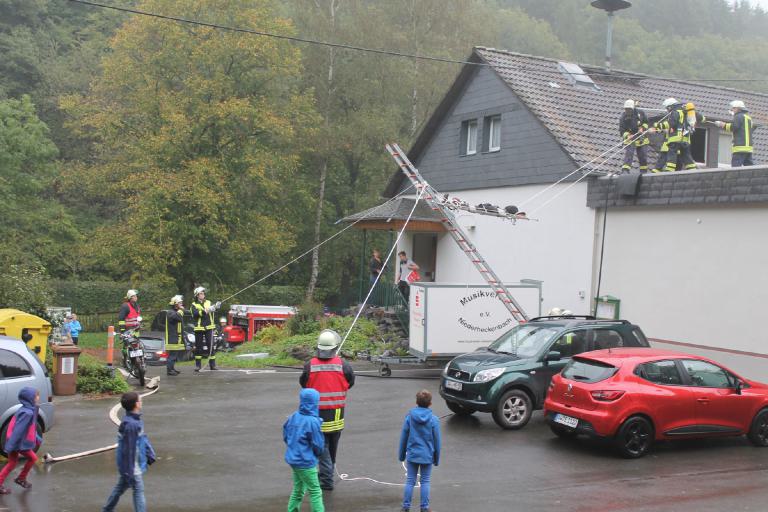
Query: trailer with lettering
373 281 542 376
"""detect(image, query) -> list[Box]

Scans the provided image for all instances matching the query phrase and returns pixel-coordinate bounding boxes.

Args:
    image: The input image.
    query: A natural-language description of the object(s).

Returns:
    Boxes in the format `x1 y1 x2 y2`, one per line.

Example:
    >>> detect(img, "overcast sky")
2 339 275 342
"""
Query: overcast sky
732 0 768 10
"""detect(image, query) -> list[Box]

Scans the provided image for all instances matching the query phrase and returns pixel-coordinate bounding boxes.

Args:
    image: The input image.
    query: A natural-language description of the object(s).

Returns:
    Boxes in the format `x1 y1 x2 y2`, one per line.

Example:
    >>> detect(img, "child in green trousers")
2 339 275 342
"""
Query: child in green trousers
283 388 325 511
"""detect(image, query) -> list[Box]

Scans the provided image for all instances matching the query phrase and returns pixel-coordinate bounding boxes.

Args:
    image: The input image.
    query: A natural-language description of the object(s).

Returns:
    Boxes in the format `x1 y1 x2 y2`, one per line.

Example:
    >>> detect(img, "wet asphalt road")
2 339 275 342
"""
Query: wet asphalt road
5 364 768 512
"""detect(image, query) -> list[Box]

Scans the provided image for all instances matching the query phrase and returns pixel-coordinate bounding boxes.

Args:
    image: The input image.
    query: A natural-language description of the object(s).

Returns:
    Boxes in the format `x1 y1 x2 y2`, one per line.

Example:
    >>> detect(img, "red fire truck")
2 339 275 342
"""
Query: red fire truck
225 305 296 344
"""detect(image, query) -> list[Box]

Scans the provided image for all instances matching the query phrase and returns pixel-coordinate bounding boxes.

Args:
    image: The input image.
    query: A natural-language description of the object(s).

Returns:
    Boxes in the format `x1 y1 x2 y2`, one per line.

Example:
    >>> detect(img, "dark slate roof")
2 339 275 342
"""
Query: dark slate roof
586 165 768 208
475 47 768 170
338 197 442 223
385 47 768 197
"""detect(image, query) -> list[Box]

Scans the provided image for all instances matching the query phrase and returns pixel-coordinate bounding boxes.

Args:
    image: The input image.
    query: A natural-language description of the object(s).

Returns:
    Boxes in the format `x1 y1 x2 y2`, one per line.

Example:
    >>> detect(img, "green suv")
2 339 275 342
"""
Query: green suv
439 315 649 430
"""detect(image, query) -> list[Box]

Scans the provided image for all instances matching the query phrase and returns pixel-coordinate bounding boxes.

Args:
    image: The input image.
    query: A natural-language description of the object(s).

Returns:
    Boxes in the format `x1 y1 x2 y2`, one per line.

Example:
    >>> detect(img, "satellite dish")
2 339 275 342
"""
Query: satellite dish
590 0 632 12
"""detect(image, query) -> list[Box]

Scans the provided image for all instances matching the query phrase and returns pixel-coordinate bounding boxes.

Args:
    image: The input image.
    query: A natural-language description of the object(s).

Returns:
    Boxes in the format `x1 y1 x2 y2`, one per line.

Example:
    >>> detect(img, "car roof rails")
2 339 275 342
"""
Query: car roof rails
529 315 597 322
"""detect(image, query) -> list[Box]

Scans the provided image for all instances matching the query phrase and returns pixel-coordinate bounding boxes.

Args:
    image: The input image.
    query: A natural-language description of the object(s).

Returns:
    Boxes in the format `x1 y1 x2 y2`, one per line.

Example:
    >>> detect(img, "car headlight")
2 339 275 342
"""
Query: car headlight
473 367 505 383
442 363 451 376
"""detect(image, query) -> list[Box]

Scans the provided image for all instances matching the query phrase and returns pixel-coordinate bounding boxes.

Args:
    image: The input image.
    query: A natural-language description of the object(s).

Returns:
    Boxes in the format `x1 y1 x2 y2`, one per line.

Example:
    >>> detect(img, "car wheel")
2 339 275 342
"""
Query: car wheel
747 408 768 447
446 401 475 416
549 422 577 439
615 416 654 458
492 389 533 430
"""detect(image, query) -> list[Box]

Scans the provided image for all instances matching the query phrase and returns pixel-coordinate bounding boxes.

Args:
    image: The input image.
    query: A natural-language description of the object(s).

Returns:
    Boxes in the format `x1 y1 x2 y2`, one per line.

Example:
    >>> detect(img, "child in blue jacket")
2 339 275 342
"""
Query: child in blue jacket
284 388 325 512
102 392 155 512
0 387 43 494
398 389 441 512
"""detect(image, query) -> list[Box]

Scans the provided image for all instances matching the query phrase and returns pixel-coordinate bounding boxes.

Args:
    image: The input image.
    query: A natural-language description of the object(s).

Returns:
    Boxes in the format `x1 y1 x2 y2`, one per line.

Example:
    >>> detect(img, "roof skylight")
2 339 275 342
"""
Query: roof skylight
557 61 600 90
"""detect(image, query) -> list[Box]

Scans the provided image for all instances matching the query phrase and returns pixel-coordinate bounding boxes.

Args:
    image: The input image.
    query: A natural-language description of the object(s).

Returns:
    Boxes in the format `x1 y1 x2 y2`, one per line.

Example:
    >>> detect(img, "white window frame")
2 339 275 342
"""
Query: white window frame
489 115 501 152
466 120 478 155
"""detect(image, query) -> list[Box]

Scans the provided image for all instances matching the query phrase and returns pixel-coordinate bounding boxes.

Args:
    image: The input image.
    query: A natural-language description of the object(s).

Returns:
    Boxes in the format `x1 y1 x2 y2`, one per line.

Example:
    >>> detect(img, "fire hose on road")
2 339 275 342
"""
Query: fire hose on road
43 376 160 464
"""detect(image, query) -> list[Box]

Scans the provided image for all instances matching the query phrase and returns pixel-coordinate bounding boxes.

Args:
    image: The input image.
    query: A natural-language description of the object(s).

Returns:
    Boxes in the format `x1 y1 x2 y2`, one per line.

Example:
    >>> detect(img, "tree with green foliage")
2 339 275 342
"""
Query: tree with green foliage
61 0 319 293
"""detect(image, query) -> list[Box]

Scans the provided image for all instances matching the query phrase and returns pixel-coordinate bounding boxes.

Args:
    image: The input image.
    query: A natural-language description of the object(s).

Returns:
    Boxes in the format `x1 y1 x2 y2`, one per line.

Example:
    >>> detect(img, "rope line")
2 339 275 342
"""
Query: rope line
66 0 768 83
528 121 665 215
336 186 426 354
518 110 671 209
219 184 414 304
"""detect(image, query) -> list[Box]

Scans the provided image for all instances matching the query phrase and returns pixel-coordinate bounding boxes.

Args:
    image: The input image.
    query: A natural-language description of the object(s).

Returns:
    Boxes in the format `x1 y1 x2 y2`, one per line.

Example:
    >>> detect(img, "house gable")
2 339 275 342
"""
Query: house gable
386 64 576 196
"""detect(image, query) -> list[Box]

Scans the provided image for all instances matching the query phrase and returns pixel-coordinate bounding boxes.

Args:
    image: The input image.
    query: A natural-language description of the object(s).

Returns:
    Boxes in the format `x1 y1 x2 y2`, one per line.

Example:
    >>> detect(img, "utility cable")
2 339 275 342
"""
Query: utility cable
336 185 426 354
218 184 413 304
66 0 768 83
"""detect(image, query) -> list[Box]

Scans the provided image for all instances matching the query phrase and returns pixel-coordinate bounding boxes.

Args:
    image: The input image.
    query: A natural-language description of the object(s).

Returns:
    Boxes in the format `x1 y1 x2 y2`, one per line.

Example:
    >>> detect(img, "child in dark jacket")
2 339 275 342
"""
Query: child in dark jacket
0 387 43 494
283 388 325 512
398 389 441 512
102 392 155 512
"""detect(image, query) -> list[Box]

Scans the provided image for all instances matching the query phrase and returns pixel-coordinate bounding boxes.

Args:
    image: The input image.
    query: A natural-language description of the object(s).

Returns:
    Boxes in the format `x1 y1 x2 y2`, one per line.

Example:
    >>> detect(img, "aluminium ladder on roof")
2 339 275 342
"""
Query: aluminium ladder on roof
385 142 529 324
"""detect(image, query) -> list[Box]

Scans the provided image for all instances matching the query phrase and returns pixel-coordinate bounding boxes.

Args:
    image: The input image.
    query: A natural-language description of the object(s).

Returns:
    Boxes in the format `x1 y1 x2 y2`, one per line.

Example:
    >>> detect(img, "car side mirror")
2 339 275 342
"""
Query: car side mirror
544 351 561 362
735 379 744 395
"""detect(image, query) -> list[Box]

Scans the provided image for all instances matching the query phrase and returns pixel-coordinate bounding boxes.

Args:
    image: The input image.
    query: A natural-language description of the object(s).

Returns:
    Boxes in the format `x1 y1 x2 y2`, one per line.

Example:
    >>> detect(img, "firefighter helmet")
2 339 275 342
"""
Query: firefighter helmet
219 317 227 324
126 289 138 299
685 102 695 111
730 100 746 110
169 295 184 306
623 99 635 109
662 98 678 109
317 329 341 350
193 286 206 296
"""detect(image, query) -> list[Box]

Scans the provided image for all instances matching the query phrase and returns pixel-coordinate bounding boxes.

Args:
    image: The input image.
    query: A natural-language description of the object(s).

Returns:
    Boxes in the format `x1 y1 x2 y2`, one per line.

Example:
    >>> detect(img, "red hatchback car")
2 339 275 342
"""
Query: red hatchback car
544 348 768 458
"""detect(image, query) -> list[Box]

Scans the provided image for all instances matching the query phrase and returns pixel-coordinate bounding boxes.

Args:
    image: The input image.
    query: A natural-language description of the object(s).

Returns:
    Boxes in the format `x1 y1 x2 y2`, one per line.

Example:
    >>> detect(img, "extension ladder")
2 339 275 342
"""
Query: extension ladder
385 143 529 323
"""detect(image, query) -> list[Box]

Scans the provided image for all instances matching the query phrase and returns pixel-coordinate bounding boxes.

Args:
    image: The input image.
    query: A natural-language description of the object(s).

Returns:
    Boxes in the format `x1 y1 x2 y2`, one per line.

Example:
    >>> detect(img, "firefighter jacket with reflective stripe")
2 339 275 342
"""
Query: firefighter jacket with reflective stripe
619 109 649 146
725 111 753 153
191 300 215 331
165 308 185 350
304 356 352 433
118 301 141 333
665 108 687 144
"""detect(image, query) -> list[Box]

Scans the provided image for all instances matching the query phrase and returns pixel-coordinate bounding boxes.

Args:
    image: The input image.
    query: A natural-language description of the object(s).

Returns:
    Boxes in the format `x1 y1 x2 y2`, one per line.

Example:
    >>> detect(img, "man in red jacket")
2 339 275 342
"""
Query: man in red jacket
300 329 355 491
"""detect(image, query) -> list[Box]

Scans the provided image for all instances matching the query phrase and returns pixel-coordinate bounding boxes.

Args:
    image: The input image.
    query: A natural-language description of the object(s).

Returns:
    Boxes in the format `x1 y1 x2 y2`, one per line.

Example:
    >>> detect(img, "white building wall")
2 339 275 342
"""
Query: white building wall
399 182 596 316
595 205 768 355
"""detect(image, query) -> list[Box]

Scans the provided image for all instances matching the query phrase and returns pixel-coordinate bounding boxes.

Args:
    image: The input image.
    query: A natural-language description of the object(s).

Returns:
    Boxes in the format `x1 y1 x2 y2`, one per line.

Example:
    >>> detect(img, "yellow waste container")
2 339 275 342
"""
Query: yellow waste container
0 309 51 362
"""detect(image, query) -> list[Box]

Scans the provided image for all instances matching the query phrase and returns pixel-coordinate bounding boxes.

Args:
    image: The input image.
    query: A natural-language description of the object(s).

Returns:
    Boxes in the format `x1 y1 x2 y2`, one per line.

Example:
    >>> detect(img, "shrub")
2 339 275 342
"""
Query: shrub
76 353 130 395
286 301 323 335
254 325 289 345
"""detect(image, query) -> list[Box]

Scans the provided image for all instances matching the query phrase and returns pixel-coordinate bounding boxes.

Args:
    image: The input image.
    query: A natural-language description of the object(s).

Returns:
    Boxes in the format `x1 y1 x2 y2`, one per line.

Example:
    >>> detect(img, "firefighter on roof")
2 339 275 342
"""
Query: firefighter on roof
190 286 221 372
619 99 649 173
118 289 141 334
300 329 355 491
716 100 754 167
659 98 697 172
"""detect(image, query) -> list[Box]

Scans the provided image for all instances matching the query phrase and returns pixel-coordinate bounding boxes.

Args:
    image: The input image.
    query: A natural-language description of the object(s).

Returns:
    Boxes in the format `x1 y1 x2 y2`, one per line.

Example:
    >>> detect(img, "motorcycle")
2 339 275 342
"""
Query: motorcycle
120 319 147 386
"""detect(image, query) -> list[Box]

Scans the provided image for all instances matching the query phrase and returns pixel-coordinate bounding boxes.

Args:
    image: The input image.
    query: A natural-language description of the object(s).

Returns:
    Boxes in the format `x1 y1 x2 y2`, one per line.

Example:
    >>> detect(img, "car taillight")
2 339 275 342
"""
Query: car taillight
156 351 167 357
591 390 625 401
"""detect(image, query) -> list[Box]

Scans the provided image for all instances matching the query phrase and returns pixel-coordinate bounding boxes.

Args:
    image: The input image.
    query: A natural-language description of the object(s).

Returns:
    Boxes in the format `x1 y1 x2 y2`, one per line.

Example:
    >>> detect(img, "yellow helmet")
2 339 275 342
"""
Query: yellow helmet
685 102 695 111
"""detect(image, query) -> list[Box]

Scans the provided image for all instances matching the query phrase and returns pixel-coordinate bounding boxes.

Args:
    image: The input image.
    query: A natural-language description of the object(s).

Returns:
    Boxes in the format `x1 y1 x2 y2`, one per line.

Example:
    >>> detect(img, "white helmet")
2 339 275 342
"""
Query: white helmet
729 100 746 110
662 98 678 109
623 99 635 109
317 329 341 351
126 289 138 299
169 294 184 306
219 317 227 324
193 286 206 296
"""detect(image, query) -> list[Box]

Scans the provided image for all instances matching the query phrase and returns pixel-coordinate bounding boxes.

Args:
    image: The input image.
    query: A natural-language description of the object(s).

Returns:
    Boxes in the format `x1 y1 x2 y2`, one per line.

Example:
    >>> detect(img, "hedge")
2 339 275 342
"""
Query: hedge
50 281 329 315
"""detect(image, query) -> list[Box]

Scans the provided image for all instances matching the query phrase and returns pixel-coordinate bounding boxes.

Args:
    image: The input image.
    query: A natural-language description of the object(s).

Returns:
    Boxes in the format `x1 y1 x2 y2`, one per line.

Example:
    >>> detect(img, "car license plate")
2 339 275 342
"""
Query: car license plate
129 350 143 358
445 380 462 391
554 413 578 428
